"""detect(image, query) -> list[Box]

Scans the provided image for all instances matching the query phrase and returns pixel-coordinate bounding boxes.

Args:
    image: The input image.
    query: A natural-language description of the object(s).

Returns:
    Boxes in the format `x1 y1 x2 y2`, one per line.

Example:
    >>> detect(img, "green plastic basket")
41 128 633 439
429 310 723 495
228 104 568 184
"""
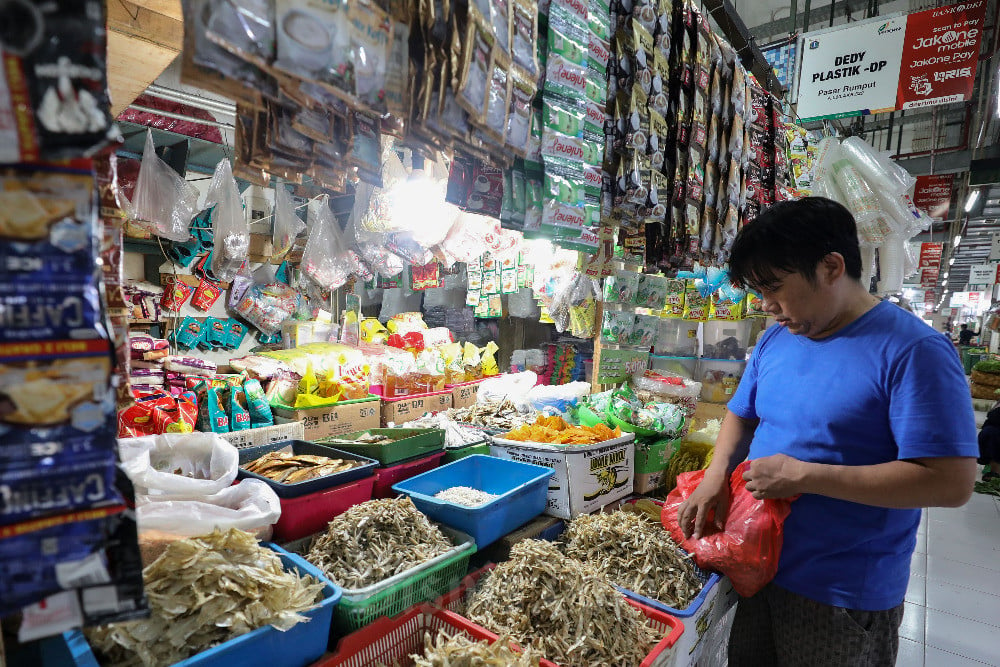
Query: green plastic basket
441 441 491 464
332 525 476 633
314 428 445 465
576 404 609 427
608 413 661 437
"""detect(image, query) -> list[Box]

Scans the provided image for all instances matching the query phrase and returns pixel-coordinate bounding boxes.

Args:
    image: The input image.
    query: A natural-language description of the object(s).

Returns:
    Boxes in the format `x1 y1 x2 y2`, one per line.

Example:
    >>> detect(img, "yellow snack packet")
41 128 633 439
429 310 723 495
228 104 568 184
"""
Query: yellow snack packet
482 342 500 376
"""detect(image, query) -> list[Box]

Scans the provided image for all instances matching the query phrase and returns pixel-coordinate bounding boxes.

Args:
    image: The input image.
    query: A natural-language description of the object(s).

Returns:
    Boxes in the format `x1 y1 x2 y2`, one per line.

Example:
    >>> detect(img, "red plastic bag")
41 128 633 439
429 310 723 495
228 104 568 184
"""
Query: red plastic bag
662 460 795 597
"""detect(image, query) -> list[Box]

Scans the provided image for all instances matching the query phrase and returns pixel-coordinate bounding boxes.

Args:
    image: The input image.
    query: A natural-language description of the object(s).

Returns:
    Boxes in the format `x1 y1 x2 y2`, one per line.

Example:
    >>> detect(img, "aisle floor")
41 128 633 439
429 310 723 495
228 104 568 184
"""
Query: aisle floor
896 492 1000 666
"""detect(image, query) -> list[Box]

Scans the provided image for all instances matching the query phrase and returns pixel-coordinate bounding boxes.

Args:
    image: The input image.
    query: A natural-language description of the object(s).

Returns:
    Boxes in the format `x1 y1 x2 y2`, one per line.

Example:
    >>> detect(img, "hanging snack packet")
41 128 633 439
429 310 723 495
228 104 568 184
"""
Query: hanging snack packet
174 317 205 349
161 276 195 312
506 66 535 151
629 314 659 347
459 15 495 122
226 319 248 349
663 278 686 317
484 54 513 144
637 273 669 309
601 309 635 343
512 0 540 77
683 279 709 320
191 277 224 312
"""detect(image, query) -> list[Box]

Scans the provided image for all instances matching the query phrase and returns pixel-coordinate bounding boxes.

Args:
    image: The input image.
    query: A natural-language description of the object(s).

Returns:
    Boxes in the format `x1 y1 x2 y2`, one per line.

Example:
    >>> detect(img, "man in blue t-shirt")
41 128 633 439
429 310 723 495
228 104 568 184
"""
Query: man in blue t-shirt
678 197 977 666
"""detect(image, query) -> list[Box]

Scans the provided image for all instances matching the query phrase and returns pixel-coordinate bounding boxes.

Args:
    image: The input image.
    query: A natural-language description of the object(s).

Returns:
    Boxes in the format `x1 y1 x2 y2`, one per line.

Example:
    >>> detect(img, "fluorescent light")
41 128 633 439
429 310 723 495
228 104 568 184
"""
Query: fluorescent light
943 271 949 278
949 257 955 265
953 235 962 246
965 189 980 212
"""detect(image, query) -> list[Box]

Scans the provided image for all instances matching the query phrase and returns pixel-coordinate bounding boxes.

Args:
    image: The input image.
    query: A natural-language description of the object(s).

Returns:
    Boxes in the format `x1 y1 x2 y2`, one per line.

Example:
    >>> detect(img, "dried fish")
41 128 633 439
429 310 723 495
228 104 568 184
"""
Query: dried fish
467 540 659 666
86 529 324 667
407 413 487 449
306 497 453 589
433 486 499 506
562 510 703 609
412 630 542 666
243 451 360 483
447 399 537 431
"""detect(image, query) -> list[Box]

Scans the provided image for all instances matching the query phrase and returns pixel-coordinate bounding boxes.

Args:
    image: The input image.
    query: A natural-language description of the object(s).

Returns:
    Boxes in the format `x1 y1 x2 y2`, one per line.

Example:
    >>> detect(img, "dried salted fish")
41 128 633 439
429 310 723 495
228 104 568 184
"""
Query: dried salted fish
447 399 536 431
562 510 703 610
306 497 453 589
433 486 499 506
467 540 659 667
243 450 360 483
411 630 542 666
86 529 324 667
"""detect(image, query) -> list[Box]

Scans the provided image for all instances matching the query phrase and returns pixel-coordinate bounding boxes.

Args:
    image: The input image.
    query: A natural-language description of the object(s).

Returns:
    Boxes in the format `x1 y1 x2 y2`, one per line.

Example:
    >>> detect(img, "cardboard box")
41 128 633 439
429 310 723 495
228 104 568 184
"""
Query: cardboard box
490 434 635 519
381 390 453 426
272 396 381 439
219 422 305 449
248 233 274 261
691 401 727 430
633 437 680 494
447 379 484 410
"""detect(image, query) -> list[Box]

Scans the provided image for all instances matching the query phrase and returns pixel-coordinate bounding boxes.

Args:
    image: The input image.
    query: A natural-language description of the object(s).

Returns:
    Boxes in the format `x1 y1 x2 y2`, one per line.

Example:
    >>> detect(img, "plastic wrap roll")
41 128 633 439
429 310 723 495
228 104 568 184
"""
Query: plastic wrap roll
877 234 907 295
860 243 878 290
812 137 842 185
832 160 884 243
840 137 910 197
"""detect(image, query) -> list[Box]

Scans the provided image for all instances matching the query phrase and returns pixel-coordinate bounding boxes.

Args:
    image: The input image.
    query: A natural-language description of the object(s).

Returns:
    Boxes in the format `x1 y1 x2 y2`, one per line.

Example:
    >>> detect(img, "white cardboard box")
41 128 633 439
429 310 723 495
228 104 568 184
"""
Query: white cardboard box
489 434 635 519
219 422 304 449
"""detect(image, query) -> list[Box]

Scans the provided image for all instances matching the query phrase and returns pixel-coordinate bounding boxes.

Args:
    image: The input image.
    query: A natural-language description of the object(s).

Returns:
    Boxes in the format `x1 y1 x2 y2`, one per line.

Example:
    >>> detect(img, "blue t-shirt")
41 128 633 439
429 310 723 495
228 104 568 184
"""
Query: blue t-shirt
728 300 977 611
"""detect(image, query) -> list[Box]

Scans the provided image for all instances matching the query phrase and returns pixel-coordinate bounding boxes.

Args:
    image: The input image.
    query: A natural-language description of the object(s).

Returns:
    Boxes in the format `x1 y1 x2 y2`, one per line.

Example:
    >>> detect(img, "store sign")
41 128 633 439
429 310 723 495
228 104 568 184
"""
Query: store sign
924 290 935 305
919 269 939 288
896 1 988 110
950 292 970 307
795 2 987 120
913 175 954 220
969 263 998 286
795 16 908 120
918 242 944 269
990 233 1000 261
596 349 649 384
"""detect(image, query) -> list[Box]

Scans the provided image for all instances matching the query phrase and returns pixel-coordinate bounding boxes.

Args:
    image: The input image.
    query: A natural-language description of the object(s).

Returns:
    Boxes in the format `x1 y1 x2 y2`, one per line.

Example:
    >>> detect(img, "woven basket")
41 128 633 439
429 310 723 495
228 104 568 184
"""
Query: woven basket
970 383 1000 400
971 370 1000 388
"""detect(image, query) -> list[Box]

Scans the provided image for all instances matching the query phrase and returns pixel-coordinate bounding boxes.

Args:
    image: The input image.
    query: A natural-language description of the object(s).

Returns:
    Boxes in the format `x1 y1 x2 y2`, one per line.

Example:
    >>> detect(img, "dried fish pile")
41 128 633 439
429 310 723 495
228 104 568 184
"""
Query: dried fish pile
433 486 499 506
411 630 542 666
467 540 659 666
447 399 536 431
243 451 360 483
306 497 453 589
87 529 324 667
407 413 486 448
562 510 703 610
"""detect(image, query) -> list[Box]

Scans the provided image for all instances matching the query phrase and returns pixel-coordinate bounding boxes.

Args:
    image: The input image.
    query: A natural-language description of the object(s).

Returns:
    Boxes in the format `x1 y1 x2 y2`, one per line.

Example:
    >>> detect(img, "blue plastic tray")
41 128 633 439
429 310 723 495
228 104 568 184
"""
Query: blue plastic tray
237 440 378 498
392 455 555 548
61 544 341 667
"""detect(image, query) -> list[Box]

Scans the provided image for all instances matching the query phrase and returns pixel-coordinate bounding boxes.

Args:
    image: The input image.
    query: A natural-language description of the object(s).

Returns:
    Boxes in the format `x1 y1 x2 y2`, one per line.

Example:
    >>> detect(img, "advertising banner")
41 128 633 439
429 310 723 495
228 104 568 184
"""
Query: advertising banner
897 1 988 110
920 268 939 288
918 242 944 269
795 15 908 121
913 175 955 220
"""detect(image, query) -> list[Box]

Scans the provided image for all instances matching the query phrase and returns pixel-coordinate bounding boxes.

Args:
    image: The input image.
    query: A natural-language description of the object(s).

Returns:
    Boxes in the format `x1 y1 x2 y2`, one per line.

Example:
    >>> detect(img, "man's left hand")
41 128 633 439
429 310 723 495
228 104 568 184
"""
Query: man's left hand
743 454 805 499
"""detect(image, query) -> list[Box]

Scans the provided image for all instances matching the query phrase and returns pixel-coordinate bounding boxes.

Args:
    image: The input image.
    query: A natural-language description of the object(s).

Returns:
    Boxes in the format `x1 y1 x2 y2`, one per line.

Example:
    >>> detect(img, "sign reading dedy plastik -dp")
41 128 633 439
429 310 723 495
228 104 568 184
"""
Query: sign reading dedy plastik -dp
795 1 987 121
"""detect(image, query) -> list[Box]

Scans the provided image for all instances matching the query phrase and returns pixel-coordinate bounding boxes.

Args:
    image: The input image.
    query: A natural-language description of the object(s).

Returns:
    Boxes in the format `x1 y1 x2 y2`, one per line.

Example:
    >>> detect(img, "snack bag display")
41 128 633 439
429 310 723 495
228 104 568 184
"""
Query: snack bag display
229 386 252 431
601 310 635 344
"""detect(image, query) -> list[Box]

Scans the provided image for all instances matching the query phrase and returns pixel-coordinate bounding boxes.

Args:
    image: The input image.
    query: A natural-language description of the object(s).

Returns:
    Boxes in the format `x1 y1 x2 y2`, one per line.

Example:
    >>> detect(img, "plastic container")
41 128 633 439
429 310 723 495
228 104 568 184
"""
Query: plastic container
650 355 698 380
314 428 446 465
441 441 490 464
317 602 557 667
372 451 447 498
654 319 700 357
432 564 683 667
237 440 378 498
270 476 375 542
392 455 555 548
61 545 341 667
698 359 746 404
701 320 751 360
330 524 476 632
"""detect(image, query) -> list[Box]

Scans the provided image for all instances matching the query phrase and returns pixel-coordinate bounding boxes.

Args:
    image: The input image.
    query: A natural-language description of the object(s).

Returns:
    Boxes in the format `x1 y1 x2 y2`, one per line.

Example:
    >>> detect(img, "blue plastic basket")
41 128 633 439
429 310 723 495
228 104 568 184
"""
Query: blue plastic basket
391 455 555 548
60 544 341 667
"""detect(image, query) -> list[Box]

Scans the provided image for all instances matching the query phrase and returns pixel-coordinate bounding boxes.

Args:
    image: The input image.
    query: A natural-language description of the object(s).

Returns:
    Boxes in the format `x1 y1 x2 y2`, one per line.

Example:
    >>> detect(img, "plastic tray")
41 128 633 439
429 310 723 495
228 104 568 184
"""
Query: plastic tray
432 564 683 666
372 451 446 499
316 603 557 667
392 455 555 548
441 441 490 464
314 428 445 465
294 523 476 633
61 544 341 667
237 440 378 498
271 475 375 542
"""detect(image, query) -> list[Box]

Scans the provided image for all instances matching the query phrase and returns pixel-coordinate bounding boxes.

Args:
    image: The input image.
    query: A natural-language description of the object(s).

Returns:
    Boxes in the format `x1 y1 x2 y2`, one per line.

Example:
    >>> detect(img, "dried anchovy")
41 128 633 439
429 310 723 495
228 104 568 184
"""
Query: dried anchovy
562 510 703 610
467 540 659 667
411 630 542 666
434 486 499 506
87 529 324 667
306 497 453 589
447 398 536 431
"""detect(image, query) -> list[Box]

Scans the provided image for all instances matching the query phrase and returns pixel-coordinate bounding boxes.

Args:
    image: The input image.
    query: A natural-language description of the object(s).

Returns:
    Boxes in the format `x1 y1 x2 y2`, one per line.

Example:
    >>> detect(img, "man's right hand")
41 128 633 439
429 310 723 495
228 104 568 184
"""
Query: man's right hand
677 470 730 539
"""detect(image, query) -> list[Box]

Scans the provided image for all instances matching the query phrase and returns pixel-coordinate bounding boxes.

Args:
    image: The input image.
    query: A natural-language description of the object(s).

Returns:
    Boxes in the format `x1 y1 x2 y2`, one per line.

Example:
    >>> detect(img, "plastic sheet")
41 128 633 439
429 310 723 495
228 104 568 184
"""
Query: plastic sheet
137 478 280 539
119 432 239 498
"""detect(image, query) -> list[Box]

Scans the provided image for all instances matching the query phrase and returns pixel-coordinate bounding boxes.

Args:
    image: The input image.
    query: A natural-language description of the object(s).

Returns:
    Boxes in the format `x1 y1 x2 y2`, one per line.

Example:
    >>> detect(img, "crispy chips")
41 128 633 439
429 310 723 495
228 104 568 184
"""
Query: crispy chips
500 416 622 445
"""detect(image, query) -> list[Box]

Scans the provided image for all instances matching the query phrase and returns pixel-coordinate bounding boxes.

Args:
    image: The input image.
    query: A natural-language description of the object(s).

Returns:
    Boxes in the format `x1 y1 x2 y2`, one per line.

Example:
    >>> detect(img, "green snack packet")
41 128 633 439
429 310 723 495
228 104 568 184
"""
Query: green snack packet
601 310 635 343
243 379 274 427
629 314 659 347
637 274 669 309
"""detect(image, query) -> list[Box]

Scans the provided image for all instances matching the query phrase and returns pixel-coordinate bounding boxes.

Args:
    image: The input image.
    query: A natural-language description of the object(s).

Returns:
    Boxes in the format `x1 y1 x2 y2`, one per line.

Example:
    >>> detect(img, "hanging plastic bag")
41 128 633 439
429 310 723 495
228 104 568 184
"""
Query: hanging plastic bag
272 185 306 258
234 280 299 336
301 195 356 290
661 461 796 597
124 131 199 241
204 159 250 282
118 432 240 499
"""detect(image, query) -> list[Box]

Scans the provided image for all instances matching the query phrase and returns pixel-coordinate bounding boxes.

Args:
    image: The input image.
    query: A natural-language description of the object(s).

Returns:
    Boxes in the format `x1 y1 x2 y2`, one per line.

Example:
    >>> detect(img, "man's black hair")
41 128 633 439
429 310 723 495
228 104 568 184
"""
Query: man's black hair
729 197 863 292
961 324 968 329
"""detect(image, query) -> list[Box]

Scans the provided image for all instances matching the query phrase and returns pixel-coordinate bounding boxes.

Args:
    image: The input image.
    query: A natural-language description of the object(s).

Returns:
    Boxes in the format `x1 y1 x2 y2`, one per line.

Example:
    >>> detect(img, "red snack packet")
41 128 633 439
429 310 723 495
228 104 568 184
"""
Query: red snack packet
161 276 195 312
191 277 223 311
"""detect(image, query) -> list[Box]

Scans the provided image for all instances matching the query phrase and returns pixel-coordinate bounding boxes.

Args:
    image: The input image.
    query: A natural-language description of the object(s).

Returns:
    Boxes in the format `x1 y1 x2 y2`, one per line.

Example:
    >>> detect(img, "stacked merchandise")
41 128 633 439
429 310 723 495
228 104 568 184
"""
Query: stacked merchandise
0 1 147 635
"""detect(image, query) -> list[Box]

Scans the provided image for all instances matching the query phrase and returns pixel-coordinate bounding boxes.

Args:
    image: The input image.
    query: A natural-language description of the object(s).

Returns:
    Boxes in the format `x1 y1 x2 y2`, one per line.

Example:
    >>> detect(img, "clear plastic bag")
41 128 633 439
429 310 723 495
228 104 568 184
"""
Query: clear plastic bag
301 195 356 290
124 131 199 241
205 159 250 281
235 281 299 336
118 432 239 499
272 185 305 258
